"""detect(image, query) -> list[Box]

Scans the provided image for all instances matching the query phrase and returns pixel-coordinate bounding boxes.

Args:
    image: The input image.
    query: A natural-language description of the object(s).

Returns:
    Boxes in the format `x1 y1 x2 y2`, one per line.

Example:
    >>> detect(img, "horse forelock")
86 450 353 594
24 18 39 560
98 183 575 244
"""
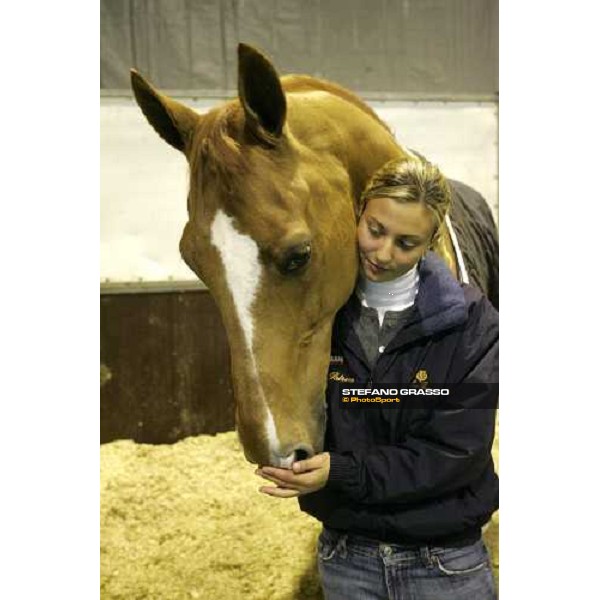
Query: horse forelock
190 103 248 183
190 104 298 210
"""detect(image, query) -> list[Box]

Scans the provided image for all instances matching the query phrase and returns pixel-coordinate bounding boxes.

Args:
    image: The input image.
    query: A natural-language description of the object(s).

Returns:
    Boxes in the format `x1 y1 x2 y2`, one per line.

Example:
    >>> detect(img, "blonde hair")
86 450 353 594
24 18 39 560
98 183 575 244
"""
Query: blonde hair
360 158 452 251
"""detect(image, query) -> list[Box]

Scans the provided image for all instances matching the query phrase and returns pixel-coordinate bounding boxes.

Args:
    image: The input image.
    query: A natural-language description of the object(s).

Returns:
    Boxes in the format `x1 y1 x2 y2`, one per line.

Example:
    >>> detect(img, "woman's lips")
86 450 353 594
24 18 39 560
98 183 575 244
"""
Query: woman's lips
363 256 388 274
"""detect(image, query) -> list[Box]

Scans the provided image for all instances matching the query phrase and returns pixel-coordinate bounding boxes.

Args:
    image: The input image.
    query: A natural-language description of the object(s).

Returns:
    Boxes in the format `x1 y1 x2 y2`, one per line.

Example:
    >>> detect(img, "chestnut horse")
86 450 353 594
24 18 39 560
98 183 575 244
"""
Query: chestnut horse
130 43 497 467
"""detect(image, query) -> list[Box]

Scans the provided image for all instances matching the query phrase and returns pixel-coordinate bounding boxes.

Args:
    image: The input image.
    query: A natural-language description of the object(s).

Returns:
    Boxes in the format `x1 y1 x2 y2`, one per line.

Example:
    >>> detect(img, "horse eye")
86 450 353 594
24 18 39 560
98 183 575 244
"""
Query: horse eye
280 244 311 274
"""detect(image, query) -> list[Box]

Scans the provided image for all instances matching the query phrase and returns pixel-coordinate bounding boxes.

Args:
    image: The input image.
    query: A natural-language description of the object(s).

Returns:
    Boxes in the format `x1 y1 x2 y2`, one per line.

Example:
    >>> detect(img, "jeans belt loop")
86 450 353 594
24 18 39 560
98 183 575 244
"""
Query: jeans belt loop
336 534 348 559
419 545 433 568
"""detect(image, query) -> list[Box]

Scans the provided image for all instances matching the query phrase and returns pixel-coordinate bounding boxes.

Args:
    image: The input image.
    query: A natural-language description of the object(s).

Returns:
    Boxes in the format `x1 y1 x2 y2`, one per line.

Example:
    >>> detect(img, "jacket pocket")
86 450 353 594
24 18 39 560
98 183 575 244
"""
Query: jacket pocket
430 539 490 576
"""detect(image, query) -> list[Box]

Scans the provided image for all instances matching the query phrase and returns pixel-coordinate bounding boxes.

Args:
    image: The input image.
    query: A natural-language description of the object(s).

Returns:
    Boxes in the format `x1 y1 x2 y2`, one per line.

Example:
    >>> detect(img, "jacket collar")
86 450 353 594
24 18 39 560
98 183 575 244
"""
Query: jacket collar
406 251 468 336
338 252 468 354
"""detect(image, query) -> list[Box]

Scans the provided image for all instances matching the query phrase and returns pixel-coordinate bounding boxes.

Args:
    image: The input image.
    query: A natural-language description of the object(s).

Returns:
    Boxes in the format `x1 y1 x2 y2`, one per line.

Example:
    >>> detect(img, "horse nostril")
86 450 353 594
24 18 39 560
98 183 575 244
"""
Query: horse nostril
292 445 314 463
275 444 315 468
294 449 309 461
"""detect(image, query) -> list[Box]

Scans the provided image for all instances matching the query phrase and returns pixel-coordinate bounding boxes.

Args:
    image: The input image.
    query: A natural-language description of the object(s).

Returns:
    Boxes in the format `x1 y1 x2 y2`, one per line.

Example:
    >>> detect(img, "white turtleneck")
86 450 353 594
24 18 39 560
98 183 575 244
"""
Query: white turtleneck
356 263 420 326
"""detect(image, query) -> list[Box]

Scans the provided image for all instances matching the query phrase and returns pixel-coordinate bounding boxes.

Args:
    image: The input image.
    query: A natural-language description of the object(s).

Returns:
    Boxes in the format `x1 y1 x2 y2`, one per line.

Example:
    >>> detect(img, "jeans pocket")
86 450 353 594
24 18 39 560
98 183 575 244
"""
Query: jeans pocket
431 540 490 576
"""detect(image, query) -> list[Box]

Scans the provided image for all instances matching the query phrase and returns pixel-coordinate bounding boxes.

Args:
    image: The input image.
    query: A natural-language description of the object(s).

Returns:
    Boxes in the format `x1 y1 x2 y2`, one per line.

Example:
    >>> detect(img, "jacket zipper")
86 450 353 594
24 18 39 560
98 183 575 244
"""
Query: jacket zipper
368 352 380 387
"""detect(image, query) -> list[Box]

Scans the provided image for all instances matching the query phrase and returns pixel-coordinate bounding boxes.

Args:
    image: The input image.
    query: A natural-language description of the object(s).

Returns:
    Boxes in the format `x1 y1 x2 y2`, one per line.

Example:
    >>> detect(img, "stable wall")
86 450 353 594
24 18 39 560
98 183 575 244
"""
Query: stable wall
101 97 498 285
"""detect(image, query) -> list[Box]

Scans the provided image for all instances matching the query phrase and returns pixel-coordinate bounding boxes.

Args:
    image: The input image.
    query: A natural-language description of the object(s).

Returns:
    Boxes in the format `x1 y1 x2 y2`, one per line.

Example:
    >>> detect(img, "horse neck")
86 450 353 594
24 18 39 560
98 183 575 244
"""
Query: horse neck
286 89 405 208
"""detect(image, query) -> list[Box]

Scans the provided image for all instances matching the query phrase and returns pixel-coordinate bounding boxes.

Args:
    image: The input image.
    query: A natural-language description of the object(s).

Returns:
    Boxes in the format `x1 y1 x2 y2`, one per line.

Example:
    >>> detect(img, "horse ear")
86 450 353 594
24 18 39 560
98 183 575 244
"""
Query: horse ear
130 69 199 154
238 43 287 145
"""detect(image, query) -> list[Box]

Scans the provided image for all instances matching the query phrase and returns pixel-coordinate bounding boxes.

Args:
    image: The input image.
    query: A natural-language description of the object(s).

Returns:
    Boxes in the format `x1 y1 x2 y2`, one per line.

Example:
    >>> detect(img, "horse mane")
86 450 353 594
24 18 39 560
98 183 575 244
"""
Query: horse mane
281 75 393 135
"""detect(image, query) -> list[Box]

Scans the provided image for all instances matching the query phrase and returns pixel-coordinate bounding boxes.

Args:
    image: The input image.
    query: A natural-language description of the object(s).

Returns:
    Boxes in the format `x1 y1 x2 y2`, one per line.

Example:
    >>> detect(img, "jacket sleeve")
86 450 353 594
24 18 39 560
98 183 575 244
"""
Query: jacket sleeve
324 295 498 505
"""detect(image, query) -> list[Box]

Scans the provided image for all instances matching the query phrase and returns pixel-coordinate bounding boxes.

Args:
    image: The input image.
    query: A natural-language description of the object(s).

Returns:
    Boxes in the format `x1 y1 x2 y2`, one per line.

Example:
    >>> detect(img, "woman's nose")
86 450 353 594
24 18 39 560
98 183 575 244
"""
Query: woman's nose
375 240 394 264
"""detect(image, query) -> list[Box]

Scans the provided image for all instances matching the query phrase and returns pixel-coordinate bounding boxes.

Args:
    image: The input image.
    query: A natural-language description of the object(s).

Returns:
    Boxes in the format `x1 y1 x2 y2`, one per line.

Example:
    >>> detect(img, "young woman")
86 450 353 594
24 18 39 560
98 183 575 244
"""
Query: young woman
256 158 499 600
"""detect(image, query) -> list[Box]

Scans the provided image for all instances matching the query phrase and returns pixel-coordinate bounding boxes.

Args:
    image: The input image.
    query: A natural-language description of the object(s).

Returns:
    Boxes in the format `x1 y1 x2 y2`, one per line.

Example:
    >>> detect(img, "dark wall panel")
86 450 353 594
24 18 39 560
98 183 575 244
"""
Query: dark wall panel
101 0 498 99
100 290 235 444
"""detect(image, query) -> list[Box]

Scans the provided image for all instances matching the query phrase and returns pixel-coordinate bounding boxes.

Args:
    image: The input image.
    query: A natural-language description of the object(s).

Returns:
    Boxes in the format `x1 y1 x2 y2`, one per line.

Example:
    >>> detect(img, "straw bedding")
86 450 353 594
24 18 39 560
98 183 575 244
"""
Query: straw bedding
101 424 499 599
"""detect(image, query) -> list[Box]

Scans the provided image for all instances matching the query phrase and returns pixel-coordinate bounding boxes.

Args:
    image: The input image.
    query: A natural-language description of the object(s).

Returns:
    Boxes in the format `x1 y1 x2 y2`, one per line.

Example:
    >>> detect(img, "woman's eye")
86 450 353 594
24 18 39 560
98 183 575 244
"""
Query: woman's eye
396 239 417 250
368 227 382 237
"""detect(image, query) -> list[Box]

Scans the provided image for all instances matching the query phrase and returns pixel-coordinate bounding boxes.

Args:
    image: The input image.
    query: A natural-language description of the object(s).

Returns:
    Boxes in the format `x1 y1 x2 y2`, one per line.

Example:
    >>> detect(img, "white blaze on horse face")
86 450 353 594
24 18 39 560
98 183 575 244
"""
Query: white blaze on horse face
265 406 294 469
209 210 298 466
210 209 288 465
210 209 262 358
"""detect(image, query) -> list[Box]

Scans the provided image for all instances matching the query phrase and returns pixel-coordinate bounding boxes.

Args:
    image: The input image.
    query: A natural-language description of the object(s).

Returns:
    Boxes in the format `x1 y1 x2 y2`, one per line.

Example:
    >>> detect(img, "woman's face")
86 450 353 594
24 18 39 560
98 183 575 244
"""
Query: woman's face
357 196 436 282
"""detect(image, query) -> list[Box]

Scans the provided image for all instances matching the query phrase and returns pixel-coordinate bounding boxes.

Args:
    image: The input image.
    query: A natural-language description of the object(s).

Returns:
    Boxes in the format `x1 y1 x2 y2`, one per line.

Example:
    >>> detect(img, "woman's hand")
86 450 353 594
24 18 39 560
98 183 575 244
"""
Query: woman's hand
256 453 330 498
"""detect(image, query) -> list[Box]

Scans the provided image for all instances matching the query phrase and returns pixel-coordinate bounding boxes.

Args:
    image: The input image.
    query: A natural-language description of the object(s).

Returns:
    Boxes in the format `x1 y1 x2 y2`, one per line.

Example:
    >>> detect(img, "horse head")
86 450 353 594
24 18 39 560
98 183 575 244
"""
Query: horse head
131 44 404 467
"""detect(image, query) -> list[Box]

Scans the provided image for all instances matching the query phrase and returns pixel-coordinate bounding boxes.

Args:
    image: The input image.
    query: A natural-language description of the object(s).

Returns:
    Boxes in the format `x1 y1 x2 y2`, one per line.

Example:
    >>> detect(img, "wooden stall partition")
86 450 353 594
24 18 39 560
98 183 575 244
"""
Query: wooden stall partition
100 289 235 444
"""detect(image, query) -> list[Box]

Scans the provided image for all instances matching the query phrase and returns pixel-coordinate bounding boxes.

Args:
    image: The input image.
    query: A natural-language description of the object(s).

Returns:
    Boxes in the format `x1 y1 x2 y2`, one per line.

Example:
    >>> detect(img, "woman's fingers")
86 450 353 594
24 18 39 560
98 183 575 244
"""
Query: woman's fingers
255 468 297 488
259 485 300 498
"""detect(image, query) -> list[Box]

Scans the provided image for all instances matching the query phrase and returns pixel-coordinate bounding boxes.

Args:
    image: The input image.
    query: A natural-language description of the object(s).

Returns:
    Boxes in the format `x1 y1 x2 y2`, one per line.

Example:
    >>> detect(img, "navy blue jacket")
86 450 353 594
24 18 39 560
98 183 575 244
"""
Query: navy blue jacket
299 252 499 545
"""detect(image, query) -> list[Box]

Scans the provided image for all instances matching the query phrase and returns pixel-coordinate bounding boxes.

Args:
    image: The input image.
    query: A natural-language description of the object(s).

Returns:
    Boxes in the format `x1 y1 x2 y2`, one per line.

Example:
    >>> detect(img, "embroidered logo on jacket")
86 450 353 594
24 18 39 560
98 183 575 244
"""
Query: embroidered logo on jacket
412 369 429 387
329 355 344 365
329 371 354 383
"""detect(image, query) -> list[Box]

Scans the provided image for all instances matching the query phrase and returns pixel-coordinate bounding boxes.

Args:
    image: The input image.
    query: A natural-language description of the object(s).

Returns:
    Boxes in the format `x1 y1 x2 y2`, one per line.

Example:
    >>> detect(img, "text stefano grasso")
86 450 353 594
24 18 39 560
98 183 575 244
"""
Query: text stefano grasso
341 387 450 396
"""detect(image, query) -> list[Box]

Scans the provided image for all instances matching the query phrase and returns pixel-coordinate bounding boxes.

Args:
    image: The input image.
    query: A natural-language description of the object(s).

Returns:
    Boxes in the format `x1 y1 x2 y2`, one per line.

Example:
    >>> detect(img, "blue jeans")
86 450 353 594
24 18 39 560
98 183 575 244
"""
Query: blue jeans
317 527 497 600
